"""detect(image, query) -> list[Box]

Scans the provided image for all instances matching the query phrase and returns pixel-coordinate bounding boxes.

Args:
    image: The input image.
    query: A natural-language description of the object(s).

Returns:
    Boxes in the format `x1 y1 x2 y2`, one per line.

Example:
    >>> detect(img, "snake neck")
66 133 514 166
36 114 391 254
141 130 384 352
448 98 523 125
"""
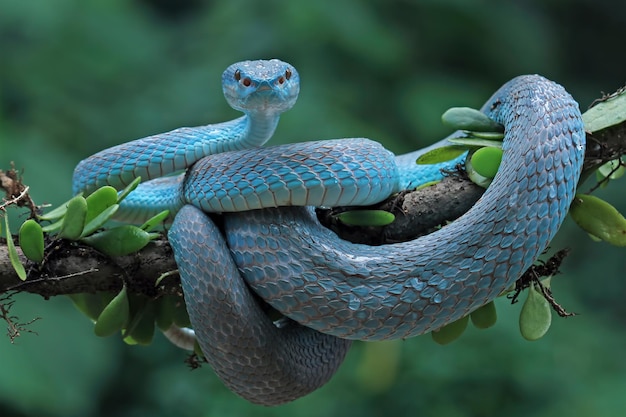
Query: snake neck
239 111 282 148
72 111 283 195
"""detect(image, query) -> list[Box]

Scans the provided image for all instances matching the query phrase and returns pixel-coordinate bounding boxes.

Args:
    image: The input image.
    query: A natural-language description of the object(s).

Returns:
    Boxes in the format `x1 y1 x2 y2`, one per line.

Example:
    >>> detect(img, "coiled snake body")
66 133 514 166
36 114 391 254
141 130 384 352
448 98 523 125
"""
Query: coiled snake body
72 60 585 405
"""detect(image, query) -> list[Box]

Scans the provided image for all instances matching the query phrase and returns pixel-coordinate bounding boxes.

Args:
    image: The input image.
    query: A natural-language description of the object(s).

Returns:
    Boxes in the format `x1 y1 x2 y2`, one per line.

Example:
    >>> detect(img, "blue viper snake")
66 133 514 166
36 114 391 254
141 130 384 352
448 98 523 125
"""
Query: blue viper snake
72 59 585 405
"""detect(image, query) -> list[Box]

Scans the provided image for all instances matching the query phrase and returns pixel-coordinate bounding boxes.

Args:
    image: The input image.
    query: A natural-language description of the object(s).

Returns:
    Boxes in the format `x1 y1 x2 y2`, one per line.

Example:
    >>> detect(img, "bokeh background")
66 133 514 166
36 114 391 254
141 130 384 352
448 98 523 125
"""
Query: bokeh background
1 0 625 416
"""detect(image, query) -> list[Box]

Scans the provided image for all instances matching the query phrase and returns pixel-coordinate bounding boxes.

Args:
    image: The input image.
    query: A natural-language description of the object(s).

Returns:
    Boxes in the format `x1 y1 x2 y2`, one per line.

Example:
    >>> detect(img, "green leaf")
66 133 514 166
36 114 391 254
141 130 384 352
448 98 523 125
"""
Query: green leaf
172 298 191 328
519 282 552 341
465 152 494 189
155 295 177 331
41 218 63 233
569 194 626 246
416 146 467 165
81 204 119 237
85 186 119 225
69 292 115 322
442 107 504 132
80 225 158 256
597 159 625 181
470 301 498 329
336 210 395 227
431 315 469 345
140 210 171 232
18 219 45 263
582 88 626 133
116 177 142 203
5 215 27 280
94 286 130 337
37 193 83 221
447 137 503 148
123 295 156 346
470 147 503 179
465 131 505 140
58 195 88 240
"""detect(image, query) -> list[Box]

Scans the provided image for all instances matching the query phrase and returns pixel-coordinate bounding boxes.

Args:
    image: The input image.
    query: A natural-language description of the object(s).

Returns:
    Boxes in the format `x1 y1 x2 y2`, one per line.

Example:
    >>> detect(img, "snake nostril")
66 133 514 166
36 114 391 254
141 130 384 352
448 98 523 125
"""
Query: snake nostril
285 68 292 80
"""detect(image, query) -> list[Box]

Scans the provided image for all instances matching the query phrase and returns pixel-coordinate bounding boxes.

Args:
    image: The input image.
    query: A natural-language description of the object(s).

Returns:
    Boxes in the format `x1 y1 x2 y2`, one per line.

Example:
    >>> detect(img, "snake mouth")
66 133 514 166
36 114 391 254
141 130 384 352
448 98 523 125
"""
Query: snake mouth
256 84 272 92
239 88 297 113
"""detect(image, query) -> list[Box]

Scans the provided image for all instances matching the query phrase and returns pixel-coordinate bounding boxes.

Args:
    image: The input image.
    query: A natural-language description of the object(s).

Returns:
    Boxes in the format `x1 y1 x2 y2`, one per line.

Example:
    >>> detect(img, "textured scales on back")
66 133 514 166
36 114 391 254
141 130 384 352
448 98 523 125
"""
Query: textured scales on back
225 75 585 341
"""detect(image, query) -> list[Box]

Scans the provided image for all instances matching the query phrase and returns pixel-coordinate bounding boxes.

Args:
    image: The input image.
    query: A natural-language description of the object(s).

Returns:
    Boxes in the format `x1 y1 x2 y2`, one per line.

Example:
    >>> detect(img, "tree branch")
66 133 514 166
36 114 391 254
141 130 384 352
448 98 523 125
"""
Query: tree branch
0 238 180 297
0 174 484 298
1 91 625 301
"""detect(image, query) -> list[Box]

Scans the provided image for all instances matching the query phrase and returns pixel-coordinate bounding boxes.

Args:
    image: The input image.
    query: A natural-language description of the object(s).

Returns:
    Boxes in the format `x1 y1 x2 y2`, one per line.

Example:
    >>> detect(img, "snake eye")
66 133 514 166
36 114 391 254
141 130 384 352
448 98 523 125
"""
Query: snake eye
234 69 252 87
285 68 292 80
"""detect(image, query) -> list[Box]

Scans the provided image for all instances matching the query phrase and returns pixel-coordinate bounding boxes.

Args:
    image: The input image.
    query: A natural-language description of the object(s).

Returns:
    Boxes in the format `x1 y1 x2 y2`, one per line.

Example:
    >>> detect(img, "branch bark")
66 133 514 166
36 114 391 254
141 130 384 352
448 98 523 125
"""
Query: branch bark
0 173 484 299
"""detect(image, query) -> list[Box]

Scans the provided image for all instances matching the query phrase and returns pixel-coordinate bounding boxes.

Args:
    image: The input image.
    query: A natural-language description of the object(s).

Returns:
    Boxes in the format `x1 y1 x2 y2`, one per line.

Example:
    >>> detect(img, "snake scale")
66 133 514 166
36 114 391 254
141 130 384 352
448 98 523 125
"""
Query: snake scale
72 59 585 405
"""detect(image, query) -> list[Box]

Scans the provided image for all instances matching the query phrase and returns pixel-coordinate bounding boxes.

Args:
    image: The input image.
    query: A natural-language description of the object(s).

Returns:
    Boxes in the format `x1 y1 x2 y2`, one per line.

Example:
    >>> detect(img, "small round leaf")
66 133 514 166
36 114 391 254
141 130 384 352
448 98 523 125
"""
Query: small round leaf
416 146 467 165
519 283 552 341
569 194 626 246
19 219 45 263
81 225 158 256
431 315 469 345
442 107 504 132
336 210 395 227
94 286 130 337
470 147 503 179
470 301 498 329
58 195 88 240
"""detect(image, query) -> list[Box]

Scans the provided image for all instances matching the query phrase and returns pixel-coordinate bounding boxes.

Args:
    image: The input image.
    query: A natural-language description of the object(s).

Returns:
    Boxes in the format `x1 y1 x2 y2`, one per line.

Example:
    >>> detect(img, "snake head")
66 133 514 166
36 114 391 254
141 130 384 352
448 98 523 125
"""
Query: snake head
222 59 300 115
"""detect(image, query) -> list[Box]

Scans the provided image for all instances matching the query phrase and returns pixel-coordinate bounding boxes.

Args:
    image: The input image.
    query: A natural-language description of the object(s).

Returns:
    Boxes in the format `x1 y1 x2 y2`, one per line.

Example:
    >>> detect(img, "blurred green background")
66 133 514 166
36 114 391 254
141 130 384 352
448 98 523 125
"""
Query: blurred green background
1 0 625 416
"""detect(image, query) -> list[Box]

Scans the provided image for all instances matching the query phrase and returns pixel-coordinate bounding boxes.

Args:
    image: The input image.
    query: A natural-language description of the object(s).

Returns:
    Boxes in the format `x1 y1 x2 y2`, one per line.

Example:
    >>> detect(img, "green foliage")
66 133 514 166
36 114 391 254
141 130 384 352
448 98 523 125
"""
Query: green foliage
596 159 625 186
140 209 171 232
58 195 88 239
336 209 395 226
469 147 503 179
84 186 119 225
34 180 163 257
447 137 504 147
415 145 467 164
4 214 26 280
155 295 177 331
519 282 553 341
80 225 159 256
68 292 116 322
123 294 157 346
569 194 626 246
18 219 45 263
71 287 187 348
81 204 120 237
441 107 504 132
417 105 505 187
431 315 470 345
582 88 626 132
93 286 130 338
115 177 141 203
470 301 498 329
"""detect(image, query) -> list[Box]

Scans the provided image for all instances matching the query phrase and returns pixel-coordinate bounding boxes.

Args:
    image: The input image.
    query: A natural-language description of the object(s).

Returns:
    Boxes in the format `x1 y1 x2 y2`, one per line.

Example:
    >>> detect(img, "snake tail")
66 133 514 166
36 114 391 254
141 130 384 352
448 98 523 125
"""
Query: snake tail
169 205 352 406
